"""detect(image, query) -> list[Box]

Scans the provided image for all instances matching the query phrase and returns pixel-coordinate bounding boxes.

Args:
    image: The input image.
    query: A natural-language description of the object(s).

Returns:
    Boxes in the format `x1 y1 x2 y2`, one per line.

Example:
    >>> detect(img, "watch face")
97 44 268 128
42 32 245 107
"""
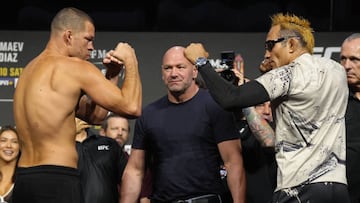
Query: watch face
196 57 207 67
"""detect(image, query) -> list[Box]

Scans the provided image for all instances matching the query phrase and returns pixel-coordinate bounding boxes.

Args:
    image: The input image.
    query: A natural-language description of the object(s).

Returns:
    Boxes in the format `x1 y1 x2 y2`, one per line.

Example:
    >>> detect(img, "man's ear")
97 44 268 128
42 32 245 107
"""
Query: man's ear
64 29 72 45
288 38 299 53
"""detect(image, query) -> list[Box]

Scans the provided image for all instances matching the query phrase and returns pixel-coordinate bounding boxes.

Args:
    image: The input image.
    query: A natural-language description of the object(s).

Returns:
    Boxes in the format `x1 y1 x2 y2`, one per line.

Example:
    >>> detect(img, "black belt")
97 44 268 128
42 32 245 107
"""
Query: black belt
152 194 222 203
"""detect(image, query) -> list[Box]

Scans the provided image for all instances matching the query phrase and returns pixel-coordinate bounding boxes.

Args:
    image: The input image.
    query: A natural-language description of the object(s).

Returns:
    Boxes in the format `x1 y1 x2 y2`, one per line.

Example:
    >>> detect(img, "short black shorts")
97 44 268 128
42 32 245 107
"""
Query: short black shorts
12 165 84 203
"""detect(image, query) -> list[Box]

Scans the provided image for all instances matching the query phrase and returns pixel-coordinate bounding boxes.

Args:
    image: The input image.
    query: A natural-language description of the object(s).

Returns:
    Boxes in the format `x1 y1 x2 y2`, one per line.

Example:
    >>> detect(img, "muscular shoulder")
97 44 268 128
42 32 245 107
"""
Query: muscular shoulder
52 56 100 77
46 55 104 91
23 53 99 81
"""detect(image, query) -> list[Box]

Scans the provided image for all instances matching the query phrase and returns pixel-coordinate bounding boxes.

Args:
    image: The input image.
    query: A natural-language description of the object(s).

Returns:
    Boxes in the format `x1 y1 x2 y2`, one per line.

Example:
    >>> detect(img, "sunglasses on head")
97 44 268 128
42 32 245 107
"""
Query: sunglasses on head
265 36 299 51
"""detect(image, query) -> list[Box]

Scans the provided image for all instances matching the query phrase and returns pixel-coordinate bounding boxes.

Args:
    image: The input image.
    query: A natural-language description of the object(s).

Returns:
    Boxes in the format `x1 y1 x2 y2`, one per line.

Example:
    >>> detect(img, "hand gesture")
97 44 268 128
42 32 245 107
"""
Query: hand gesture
103 43 136 79
75 118 91 135
111 42 137 64
259 58 272 73
184 43 209 64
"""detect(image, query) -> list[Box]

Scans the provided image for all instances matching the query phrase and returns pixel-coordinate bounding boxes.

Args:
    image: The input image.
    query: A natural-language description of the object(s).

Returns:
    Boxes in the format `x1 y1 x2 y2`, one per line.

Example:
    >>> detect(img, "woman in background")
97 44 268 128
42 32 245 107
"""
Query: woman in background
0 125 21 203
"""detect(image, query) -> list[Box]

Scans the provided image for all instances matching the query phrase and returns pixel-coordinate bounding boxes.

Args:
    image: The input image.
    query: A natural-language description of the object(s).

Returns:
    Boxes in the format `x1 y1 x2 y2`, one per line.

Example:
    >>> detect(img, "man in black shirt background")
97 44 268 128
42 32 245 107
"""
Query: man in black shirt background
75 117 127 203
340 33 360 203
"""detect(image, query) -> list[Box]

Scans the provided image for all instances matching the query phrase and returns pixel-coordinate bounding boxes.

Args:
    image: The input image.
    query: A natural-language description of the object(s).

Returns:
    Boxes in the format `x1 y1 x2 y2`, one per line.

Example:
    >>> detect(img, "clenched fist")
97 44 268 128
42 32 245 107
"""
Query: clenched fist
184 43 209 64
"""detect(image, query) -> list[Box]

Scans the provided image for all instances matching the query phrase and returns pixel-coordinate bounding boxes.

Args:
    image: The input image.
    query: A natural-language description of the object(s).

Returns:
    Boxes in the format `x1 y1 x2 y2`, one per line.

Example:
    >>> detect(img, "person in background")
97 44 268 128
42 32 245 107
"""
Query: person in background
99 113 152 203
0 125 20 203
75 117 127 203
240 100 277 203
231 54 275 148
100 113 131 151
219 57 276 203
12 7 142 203
120 45 245 203
185 12 350 202
221 99 276 203
340 33 360 203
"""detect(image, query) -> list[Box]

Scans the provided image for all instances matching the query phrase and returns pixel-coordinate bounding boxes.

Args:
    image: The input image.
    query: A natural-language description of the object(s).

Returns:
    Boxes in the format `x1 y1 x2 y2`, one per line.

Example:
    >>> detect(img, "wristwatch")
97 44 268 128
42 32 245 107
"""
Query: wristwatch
195 57 208 69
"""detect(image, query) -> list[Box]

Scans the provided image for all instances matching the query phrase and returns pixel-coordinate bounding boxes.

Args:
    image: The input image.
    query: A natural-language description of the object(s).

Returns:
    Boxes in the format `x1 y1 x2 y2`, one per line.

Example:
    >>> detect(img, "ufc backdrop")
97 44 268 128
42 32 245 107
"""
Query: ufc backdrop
0 31 352 143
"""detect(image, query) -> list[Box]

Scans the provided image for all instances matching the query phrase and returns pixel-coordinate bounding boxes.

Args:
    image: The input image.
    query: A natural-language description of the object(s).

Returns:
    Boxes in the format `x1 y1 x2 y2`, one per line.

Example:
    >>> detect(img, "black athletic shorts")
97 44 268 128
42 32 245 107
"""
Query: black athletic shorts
271 182 350 203
12 165 84 203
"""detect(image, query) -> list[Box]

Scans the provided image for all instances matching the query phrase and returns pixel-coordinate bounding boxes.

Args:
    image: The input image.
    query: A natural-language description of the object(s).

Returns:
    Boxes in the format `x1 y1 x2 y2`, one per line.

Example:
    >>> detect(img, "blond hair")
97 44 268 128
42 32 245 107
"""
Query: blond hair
271 13 315 54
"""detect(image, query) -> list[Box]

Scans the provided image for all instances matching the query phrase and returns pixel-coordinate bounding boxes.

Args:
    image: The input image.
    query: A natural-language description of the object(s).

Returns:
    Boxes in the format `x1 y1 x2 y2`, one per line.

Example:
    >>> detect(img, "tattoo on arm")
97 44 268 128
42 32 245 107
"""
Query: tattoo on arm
242 107 275 147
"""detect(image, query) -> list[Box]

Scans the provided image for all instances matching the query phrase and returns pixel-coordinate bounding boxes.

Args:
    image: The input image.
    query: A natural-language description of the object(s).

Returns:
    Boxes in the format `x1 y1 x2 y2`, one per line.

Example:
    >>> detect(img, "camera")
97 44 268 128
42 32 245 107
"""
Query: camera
219 51 238 85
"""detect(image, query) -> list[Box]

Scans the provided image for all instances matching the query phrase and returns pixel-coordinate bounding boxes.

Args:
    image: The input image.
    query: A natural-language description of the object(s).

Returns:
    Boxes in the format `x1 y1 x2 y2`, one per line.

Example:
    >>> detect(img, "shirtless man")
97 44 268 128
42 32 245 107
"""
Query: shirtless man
12 7 142 203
